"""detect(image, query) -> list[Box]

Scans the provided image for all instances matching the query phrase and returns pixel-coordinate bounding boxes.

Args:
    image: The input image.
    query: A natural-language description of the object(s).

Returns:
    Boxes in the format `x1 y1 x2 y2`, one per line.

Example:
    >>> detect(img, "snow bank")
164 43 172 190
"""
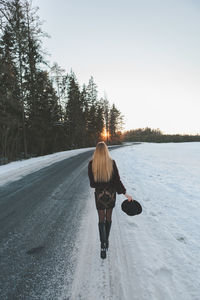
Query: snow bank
0 147 95 186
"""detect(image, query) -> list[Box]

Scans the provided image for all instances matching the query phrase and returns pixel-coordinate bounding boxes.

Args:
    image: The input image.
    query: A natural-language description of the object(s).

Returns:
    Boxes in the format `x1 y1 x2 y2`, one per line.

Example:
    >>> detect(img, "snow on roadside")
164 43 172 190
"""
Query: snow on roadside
112 142 200 300
0 147 95 187
68 142 200 300
0 143 124 187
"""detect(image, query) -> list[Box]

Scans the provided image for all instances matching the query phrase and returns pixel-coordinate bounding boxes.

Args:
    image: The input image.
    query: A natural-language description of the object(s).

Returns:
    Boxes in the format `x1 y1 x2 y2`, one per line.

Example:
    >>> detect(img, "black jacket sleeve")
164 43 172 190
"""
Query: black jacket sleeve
112 160 126 195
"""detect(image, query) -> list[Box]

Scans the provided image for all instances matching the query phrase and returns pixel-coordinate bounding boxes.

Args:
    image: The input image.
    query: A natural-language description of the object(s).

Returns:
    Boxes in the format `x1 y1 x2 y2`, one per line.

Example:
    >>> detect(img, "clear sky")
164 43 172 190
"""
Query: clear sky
34 0 200 134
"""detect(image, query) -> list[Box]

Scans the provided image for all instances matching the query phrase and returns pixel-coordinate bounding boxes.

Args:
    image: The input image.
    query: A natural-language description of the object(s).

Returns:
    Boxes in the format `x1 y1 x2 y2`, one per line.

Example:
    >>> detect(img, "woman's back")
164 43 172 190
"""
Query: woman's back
88 159 126 195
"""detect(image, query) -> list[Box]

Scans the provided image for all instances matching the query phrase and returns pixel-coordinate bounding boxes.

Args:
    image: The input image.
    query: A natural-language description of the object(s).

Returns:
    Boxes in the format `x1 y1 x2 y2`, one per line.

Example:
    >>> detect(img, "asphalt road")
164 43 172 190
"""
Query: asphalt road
0 145 125 300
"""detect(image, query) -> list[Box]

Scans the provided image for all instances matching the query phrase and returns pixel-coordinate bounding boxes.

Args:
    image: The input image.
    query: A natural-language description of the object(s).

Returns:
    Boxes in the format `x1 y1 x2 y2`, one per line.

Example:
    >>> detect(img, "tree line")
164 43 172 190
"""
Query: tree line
123 127 200 143
0 0 124 164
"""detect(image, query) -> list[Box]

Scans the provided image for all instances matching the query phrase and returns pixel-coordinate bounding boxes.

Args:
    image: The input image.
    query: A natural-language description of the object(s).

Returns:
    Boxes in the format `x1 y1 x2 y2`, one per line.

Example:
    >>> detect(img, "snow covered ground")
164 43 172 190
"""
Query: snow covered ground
1 142 200 299
69 142 200 300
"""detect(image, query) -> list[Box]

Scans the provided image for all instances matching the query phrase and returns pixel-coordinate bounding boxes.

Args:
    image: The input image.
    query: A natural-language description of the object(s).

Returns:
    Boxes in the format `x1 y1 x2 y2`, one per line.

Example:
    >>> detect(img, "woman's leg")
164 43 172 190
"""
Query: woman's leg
97 209 107 258
105 208 113 222
105 208 113 249
97 209 106 222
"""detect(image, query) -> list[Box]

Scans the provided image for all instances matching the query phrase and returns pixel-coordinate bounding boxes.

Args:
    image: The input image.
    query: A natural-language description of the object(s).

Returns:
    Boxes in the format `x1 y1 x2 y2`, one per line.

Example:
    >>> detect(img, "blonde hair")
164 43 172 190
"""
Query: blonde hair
92 141 113 182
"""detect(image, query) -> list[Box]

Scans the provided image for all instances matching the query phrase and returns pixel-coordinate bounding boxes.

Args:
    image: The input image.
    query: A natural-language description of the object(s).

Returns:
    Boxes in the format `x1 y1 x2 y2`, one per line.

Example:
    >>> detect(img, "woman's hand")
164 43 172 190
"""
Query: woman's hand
125 193 133 202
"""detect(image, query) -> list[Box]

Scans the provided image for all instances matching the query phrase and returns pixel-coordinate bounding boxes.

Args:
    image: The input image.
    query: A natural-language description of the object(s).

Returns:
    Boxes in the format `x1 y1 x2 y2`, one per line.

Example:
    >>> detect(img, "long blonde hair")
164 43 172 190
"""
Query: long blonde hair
92 141 113 182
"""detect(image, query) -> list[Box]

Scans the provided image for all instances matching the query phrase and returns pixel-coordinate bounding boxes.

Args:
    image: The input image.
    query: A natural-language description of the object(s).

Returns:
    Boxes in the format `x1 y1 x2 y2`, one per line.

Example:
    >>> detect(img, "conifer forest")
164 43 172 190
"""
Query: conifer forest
1 0 199 165
0 0 124 164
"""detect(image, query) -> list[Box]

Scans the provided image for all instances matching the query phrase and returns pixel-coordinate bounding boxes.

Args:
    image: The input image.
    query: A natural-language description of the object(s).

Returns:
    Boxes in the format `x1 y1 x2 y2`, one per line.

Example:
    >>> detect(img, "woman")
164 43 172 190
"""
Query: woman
88 141 133 259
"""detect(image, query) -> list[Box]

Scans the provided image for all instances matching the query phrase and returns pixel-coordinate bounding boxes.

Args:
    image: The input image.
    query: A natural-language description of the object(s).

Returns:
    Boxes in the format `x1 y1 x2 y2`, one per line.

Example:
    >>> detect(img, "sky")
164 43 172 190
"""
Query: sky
33 0 200 134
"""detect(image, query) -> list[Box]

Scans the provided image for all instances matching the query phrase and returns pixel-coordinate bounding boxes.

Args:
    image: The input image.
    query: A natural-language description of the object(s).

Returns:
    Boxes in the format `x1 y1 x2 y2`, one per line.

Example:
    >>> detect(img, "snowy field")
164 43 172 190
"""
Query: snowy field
113 142 200 300
1 142 200 299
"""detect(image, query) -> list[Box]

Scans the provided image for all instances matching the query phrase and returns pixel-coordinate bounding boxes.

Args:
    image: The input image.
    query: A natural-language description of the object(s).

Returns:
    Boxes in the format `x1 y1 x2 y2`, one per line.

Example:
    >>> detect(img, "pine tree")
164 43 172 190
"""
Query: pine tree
86 76 98 106
0 27 22 162
27 70 61 155
80 83 89 146
95 99 104 142
86 76 99 145
0 0 62 158
50 62 66 108
109 103 124 144
64 71 85 148
0 0 29 157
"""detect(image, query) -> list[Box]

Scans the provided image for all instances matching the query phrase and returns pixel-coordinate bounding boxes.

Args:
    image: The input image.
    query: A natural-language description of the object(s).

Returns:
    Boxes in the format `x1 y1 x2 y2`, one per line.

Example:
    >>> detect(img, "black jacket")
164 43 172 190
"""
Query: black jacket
88 159 126 195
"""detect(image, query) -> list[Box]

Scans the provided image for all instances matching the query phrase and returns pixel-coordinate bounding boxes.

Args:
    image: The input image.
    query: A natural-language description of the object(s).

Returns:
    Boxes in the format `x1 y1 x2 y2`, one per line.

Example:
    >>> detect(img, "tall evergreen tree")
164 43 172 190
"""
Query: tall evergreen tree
0 0 29 156
86 76 98 106
86 76 99 145
0 27 22 162
109 103 124 143
27 70 61 155
0 0 61 157
95 99 104 142
50 62 66 108
80 83 89 146
64 71 85 148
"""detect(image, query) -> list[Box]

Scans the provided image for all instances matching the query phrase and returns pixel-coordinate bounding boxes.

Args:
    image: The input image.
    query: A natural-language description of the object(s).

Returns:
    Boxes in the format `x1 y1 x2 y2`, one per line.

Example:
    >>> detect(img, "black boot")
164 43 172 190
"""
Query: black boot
105 220 112 250
98 222 107 259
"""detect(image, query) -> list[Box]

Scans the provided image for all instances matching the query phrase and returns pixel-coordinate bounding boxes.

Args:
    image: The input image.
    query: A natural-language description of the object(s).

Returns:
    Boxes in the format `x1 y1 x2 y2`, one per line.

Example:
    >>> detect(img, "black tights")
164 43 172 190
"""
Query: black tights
98 208 113 222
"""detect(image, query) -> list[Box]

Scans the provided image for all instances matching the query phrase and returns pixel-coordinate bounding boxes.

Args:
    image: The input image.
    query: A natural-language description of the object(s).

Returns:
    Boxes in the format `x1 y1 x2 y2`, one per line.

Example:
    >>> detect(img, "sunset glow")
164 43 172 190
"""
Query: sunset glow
101 128 110 140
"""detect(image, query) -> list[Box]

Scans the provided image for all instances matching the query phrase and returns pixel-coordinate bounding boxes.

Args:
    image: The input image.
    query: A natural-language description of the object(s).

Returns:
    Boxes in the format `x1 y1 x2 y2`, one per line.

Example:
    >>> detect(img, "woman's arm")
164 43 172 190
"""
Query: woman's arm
113 160 133 201
88 161 96 188
112 160 126 194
